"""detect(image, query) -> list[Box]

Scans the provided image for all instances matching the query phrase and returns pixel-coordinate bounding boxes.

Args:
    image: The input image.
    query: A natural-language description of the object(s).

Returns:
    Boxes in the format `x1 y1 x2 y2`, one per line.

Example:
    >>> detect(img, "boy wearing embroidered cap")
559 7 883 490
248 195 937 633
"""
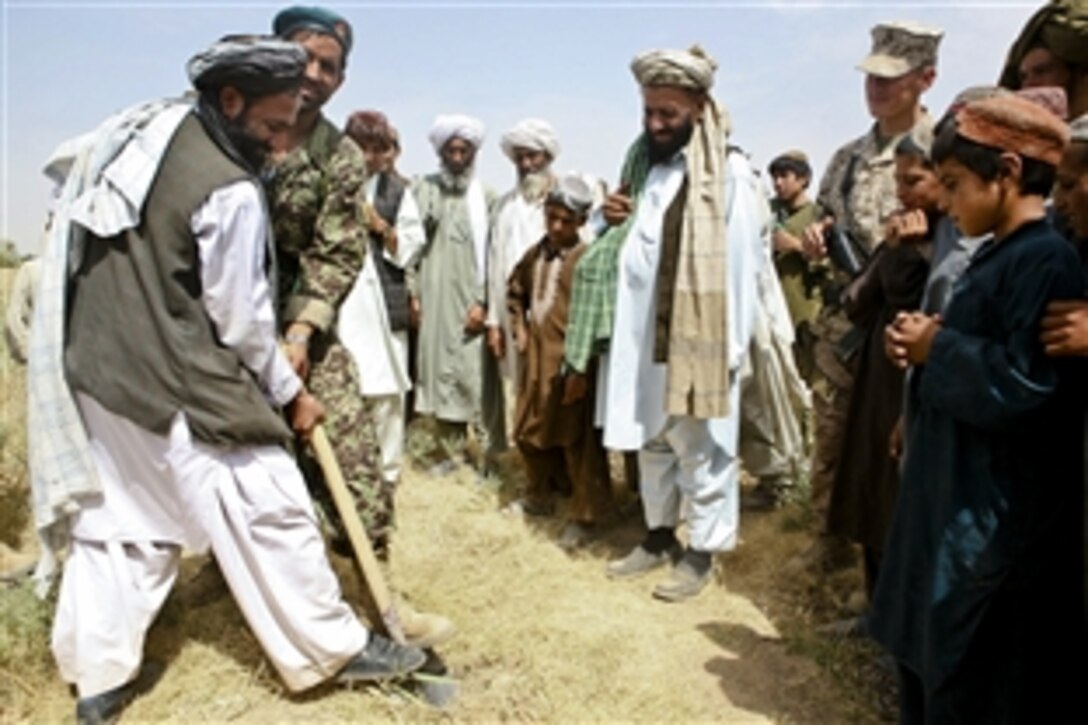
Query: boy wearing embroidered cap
870 95 1084 722
506 175 614 550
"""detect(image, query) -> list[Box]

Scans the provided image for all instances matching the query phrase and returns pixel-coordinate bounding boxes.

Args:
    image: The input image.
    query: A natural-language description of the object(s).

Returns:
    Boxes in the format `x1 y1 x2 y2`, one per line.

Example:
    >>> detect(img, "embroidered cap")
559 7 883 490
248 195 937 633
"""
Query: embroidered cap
957 94 1069 166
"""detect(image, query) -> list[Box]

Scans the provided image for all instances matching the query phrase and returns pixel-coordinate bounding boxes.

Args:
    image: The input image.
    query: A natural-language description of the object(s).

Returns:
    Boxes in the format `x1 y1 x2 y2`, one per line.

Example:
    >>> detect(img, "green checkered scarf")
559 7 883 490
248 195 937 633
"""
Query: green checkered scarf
563 137 650 373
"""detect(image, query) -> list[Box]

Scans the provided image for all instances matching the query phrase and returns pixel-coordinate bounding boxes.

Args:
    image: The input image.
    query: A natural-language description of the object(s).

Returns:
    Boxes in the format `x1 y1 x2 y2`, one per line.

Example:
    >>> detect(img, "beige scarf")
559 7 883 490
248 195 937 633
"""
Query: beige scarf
665 99 731 418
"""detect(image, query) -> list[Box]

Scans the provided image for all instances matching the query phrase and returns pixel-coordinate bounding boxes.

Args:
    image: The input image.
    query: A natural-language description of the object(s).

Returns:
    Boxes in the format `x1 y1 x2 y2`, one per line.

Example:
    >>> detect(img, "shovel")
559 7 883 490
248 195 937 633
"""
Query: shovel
310 424 458 708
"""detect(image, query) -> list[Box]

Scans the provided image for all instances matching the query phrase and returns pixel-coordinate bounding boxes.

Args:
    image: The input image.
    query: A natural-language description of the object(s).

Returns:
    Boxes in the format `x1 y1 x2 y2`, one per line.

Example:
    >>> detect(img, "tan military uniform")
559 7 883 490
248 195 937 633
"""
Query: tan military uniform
771 199 825 383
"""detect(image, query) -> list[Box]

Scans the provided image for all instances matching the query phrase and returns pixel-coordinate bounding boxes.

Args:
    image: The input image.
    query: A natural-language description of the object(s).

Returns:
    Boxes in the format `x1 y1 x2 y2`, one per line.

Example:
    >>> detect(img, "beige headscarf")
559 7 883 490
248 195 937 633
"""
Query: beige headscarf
631 44 733 419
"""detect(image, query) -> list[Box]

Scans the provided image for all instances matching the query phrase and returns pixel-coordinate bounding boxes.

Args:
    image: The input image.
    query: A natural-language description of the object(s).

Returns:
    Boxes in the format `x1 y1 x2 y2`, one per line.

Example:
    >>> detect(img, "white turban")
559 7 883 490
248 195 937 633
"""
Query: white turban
428 113 486 153
500 118 560 161
631 45 717 91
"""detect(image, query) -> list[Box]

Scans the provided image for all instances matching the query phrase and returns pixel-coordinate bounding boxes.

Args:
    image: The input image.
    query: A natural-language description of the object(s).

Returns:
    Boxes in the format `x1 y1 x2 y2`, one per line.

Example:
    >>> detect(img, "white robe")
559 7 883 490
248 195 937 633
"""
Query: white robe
738 227 812 480
338 177 426 482
487 191 546 381
596 150 766 552
339 176 426 398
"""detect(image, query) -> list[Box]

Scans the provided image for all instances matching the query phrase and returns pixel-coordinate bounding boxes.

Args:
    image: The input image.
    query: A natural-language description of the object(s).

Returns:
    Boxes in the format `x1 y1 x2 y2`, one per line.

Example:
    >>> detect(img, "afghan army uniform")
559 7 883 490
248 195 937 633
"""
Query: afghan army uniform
268 116 393 551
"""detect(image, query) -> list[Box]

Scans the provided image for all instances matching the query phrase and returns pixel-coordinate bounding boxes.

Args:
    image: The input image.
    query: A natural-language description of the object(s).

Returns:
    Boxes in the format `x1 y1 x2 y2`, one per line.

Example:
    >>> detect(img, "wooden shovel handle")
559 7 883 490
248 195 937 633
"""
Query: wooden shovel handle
310 424 406 644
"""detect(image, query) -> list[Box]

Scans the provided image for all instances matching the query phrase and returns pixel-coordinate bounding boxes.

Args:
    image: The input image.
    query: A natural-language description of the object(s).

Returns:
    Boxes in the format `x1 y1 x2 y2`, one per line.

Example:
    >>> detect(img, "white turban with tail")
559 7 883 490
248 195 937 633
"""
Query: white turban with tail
428 113 486 152
500 118 560 161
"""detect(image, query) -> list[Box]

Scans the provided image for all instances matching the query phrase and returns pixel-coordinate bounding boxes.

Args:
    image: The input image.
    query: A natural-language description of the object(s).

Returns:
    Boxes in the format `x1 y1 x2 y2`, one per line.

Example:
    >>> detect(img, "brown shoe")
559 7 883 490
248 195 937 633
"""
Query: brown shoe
399 601 456 649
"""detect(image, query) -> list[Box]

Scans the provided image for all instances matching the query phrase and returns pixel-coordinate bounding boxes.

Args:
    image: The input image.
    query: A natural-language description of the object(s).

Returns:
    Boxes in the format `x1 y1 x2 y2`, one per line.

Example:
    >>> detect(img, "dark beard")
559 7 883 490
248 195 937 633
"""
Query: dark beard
223 117 271 171
646 120 695 164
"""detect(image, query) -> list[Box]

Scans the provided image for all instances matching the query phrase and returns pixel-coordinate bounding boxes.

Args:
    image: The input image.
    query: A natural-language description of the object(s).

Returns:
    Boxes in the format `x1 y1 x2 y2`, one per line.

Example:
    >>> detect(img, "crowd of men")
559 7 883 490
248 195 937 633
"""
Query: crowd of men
9 1 1088 722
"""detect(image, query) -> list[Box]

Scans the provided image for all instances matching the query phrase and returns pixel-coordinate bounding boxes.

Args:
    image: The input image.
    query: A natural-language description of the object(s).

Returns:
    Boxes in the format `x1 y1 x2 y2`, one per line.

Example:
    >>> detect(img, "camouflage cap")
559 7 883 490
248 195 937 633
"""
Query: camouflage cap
998 0 1088 90
856 21 943 78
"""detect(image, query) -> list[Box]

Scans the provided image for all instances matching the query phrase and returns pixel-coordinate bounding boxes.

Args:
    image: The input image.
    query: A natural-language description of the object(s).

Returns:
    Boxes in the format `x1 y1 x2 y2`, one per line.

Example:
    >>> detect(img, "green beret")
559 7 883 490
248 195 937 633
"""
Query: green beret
273 6 353 59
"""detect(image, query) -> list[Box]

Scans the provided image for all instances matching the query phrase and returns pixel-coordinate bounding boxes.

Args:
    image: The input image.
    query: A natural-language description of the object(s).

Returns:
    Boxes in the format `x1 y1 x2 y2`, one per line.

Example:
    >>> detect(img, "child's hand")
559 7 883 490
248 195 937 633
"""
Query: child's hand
889 311 942 367
884 321 909 369
884 210 929 248
562 372 587 405
1040 300 1088 356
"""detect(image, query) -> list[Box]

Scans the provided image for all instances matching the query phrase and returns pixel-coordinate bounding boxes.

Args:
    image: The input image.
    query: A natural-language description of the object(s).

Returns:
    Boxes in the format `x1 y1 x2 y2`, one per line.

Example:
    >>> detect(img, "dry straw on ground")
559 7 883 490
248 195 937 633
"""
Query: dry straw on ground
0 271 884 722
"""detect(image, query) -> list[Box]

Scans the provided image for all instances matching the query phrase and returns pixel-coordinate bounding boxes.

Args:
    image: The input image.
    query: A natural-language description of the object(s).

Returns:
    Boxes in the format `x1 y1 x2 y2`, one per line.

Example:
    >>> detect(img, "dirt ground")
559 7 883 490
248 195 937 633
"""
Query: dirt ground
0 267 887 722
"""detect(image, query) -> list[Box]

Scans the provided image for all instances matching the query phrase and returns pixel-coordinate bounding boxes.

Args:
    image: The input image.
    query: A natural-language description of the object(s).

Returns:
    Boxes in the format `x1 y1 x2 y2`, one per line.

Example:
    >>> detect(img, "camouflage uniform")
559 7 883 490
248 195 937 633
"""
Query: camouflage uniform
809 115 933 518
268 115 392 551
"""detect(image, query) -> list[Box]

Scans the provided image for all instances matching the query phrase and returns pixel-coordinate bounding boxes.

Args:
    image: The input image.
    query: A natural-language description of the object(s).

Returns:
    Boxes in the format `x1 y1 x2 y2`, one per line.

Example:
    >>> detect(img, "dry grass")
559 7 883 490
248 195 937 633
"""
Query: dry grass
0 267 885 721
0 269 32 554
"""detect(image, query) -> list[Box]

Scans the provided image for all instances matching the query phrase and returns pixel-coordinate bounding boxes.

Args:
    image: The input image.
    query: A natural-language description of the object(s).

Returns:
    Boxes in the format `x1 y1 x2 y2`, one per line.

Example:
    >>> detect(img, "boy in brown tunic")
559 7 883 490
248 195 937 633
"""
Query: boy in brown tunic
507 176 614 549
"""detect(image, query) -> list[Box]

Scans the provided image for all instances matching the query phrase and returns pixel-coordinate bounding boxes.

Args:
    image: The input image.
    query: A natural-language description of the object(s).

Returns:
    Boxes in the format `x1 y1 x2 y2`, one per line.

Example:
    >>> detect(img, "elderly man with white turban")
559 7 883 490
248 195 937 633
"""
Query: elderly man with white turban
412 114 498 471
484 119 561 448
564 46 767 601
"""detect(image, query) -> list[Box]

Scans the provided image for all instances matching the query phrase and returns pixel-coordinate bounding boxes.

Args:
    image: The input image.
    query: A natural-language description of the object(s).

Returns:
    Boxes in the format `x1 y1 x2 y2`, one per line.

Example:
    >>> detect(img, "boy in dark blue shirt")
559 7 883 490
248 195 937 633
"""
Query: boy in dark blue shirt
871 95 1084 723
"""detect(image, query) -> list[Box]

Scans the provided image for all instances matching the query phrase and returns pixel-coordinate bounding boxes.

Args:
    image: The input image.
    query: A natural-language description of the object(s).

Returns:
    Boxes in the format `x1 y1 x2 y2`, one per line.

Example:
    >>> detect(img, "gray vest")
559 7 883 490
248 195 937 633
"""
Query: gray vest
65 113 293 446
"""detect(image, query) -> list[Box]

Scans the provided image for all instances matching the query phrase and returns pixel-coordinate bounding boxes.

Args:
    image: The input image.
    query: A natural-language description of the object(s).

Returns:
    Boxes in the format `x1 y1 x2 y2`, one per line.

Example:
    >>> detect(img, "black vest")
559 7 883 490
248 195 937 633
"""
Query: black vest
371 172 410 331
65 113 293 446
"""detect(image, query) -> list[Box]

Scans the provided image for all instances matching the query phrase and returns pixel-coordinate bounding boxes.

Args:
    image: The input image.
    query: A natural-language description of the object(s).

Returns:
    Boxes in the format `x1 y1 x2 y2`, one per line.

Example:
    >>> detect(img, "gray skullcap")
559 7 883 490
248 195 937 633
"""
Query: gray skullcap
188 35 307 95
1071 114 1088 143
546 174 593 215
856 20 943 78
501 118 561 161
631 44 717 91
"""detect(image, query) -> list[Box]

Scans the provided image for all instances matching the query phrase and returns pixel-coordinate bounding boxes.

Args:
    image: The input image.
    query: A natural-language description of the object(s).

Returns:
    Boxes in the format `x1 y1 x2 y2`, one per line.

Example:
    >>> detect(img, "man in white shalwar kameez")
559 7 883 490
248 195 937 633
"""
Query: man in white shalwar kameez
341 111 426 486
586 46 766 601
28 38 425 723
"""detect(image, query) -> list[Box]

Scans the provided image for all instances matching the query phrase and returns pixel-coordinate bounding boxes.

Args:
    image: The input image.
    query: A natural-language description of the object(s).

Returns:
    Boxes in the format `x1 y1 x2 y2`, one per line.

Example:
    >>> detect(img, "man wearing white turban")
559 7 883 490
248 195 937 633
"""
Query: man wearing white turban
566 45 767 601
412 114 498 470
484 119 563 448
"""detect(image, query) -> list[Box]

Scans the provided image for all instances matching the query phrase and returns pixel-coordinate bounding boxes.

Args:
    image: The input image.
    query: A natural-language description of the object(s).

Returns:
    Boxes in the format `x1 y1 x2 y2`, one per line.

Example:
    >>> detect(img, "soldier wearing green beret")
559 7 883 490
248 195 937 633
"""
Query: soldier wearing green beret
267 5 453 648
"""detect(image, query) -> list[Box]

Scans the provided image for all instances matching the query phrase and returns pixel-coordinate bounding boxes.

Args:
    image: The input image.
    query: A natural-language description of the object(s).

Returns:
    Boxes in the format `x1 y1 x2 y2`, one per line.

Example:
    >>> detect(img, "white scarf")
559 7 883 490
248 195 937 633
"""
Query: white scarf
466 177 488 287
28 98 191 595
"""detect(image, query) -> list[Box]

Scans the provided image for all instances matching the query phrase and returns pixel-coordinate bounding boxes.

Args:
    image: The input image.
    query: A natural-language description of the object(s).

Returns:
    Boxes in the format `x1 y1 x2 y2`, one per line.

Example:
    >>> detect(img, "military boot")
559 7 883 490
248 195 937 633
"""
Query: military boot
398 600 456 649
